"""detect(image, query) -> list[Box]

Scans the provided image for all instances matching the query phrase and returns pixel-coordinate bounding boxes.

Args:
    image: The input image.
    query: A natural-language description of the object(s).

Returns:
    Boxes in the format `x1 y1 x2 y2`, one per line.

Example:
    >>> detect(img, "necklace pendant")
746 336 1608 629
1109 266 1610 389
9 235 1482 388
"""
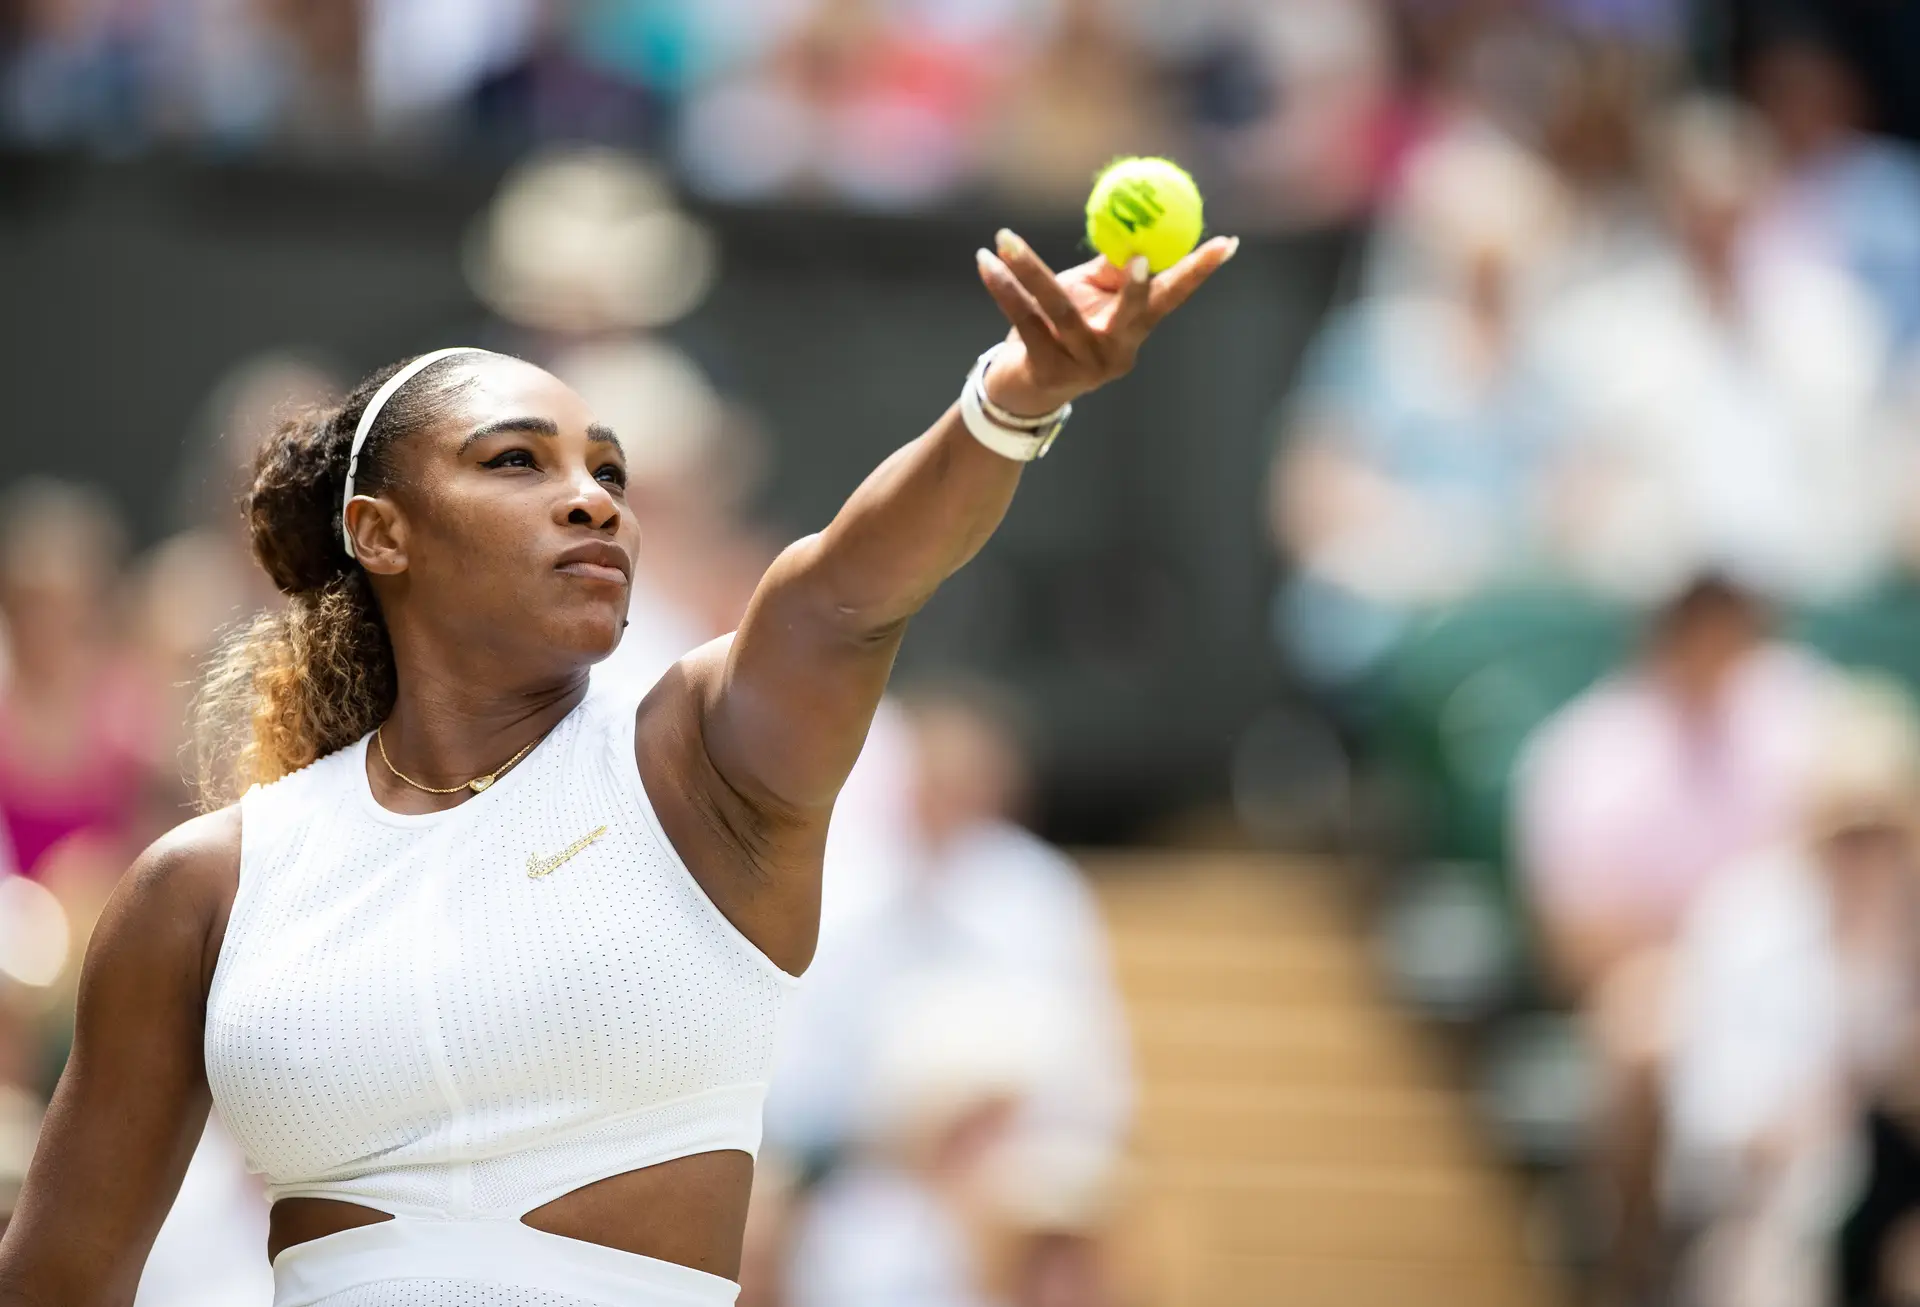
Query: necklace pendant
468 775 494 793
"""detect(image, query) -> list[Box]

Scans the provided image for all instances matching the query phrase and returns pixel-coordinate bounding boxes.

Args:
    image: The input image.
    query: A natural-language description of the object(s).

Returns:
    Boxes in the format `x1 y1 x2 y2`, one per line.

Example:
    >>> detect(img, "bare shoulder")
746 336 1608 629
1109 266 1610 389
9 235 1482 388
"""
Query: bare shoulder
631 634 735 761
668 633 736 704
93 806 243 1004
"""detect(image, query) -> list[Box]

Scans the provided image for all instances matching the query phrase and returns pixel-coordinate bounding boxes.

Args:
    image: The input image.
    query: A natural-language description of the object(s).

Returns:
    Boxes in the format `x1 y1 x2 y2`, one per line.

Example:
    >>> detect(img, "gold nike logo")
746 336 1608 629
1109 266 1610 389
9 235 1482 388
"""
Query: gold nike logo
527 826 608 879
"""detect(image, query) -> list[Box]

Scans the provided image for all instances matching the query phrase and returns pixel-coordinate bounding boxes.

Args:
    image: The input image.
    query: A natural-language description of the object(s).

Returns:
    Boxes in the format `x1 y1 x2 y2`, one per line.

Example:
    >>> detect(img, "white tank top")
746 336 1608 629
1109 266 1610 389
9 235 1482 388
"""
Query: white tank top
204 673 798 1220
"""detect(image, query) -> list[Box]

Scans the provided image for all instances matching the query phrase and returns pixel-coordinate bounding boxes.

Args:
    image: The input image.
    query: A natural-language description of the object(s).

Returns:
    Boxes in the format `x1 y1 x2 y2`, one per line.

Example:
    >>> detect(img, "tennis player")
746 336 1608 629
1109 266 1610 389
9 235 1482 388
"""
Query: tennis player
0 229 1234 1307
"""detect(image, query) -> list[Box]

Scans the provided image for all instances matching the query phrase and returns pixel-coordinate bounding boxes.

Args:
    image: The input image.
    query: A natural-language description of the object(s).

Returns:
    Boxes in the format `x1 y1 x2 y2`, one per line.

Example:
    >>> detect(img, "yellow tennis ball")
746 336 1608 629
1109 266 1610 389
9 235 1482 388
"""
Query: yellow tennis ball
1085 157 1204 274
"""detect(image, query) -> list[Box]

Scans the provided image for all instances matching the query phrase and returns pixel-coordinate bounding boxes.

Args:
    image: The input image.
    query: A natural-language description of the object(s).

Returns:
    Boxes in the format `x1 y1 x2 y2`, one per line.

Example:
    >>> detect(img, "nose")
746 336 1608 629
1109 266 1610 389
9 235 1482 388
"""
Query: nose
557 467 620 532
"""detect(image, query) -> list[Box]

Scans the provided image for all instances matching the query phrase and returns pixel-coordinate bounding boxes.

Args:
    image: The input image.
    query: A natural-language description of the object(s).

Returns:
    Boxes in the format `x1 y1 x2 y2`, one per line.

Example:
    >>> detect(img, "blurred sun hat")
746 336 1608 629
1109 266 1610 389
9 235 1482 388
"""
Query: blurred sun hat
1803 673 1920 839
465 148 718 333
1394 126 1570 278
548 339 725 485
863 970 1080 1152
1652 95 1777 211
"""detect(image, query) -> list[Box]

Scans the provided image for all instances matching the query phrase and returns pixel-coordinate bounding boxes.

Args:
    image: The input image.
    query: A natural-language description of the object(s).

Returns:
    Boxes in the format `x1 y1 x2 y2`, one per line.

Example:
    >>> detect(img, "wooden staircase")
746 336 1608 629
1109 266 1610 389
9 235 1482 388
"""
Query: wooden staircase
1086 852 1559 1307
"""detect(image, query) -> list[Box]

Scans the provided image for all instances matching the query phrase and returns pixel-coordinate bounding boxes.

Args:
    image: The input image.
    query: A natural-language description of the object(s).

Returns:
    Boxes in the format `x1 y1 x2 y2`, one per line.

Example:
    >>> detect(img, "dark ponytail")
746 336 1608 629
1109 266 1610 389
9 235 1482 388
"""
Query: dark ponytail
192 351 479 806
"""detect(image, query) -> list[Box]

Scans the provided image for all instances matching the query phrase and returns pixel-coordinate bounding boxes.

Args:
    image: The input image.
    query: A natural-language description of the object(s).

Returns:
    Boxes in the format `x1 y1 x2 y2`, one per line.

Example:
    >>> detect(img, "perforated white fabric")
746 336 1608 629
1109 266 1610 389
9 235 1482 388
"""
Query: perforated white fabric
309 1283 602 1307
206 673 797 1221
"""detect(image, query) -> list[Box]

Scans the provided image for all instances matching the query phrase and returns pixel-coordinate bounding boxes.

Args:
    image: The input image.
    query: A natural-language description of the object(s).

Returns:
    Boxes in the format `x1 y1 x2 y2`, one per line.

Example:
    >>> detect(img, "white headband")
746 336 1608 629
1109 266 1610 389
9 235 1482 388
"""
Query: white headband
340 347 484 558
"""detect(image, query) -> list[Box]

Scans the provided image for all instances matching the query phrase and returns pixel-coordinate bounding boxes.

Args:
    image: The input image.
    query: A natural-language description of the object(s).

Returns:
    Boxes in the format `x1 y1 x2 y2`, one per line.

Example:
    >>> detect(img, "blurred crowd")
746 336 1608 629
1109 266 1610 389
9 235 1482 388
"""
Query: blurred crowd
13 0 1920 1302
0 0 1686 217
1254 3 1920 1306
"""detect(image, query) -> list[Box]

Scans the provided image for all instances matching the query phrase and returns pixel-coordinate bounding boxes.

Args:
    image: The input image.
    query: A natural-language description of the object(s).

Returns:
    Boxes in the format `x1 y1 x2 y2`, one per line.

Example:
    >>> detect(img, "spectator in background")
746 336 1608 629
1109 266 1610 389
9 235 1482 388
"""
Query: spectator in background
785 968 1122 1307
135 352 342 820
1516 577 1831 997
766 683 1130 1179
221 0 365 149
676 0 1053 208
1534 96 1898 604
156 0 534 151
0 0 155 147
1166 0 1402 227
467 0 667 155
1268 127 1572 687
981 0 1172 212
1514 574 1836 1302
1663 677 1920 1307
1746 23 1920 368
359 0 536 141
0 480 156 888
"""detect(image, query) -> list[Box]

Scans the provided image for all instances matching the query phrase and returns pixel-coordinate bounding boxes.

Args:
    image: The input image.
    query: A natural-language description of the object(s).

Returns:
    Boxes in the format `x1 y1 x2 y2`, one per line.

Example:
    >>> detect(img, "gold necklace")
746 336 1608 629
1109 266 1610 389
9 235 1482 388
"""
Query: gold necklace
375 727 540 795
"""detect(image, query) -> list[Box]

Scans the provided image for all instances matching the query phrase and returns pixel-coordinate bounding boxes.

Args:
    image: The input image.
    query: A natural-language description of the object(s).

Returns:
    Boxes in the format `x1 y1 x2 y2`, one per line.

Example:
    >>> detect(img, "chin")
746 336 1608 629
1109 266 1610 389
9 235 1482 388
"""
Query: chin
544 600 629 661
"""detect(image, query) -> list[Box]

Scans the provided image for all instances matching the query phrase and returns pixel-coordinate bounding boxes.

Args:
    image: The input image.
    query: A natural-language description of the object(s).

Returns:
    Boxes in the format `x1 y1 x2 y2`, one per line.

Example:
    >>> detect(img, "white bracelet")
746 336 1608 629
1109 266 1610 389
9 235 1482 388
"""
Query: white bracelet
959 343 1072 463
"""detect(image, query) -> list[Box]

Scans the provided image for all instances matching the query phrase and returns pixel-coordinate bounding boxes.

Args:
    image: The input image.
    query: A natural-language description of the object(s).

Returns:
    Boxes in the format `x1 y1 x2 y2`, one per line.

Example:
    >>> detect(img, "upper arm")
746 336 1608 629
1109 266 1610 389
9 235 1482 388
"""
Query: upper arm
632 540 906 978
0 809 240 1307
698 534 906 820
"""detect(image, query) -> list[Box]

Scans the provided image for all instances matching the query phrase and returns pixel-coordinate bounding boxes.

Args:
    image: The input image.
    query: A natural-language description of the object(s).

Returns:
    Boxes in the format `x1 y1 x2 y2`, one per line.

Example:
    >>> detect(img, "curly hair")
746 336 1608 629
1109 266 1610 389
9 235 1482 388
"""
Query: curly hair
192 351 482 808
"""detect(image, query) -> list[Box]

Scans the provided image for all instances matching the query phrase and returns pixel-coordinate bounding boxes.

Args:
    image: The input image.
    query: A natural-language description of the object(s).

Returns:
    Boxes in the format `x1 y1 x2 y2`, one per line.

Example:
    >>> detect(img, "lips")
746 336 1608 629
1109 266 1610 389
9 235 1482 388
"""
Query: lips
554 541 632 586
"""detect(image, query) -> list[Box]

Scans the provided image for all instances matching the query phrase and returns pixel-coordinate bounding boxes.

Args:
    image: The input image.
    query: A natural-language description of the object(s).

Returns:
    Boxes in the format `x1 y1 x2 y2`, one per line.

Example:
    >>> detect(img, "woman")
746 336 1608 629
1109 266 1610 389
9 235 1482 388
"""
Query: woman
0 228 1235 1306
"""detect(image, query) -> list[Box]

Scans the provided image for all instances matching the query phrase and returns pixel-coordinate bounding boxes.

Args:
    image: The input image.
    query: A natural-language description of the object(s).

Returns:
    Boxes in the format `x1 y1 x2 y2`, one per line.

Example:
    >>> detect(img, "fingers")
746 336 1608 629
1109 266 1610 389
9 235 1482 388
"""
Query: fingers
995 230 1099 359
976 248 1059 364
1106 255 1153 341
1144 235 1239 327
1077 254 1128 294
974 231 1239 403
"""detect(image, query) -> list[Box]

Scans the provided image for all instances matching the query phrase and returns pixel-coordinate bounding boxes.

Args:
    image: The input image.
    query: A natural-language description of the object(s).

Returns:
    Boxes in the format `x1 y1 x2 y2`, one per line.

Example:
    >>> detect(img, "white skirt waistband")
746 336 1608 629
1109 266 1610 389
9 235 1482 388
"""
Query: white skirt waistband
271 1215 741 1307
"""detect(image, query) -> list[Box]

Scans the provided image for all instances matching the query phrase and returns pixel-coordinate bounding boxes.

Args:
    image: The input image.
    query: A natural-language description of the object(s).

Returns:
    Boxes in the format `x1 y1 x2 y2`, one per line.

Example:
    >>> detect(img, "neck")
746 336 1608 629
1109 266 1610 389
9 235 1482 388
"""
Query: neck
371 660 591 811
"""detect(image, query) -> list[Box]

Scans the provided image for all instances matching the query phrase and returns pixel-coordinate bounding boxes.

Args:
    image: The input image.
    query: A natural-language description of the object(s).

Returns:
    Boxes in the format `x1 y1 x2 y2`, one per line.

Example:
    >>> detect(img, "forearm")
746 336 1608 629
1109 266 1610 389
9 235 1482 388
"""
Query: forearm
805 401 1024 634
699 231 1232 819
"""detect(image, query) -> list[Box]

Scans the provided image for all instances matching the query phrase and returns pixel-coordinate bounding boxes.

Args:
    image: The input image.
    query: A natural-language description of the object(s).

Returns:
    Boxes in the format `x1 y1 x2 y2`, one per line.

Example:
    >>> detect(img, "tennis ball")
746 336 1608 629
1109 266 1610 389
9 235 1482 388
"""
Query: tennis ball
1086 157 1204 274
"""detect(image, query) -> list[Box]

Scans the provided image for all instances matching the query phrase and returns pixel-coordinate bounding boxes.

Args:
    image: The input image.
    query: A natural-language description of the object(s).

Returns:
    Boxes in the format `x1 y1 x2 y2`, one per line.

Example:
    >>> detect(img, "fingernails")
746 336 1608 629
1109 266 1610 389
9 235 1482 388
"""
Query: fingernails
1223 236 1242 261
976 248 995 271
995 228 1022 258
1128 255 1150 284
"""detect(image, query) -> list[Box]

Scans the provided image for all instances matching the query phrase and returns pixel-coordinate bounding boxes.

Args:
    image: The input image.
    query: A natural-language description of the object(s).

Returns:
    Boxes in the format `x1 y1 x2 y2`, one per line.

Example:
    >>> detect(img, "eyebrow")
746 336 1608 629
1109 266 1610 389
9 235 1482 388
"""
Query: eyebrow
458 417 625 458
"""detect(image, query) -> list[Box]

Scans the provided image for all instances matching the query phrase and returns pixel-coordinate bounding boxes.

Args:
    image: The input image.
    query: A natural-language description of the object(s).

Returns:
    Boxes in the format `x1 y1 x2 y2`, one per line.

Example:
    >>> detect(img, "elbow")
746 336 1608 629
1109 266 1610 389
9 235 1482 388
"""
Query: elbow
783 533 933 641
831 601 922 645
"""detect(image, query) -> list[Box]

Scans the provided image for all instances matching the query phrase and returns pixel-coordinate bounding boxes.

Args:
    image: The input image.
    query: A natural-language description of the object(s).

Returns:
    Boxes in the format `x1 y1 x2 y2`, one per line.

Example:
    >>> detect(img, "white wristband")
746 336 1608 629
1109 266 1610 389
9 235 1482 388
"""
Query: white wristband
960 344 1072 463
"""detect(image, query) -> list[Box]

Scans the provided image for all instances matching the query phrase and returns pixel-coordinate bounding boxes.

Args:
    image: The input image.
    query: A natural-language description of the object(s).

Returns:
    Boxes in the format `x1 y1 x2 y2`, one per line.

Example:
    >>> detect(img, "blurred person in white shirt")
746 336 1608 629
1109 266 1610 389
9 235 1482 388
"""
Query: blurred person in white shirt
1663 677 1920 1307
786 968 1122 1307
764 682 1131 1174
1269 127 1575 685
1534 96 1900 605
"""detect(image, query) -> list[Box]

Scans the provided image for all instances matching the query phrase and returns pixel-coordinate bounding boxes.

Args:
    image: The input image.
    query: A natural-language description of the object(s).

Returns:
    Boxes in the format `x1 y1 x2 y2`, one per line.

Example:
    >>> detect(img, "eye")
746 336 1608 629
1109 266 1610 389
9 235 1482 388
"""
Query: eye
482 449 536 470
595 463 628 489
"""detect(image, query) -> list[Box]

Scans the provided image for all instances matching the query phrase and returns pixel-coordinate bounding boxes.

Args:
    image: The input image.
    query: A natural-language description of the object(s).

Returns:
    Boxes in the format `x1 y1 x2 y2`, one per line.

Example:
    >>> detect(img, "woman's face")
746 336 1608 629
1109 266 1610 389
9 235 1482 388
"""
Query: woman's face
354 355 641 680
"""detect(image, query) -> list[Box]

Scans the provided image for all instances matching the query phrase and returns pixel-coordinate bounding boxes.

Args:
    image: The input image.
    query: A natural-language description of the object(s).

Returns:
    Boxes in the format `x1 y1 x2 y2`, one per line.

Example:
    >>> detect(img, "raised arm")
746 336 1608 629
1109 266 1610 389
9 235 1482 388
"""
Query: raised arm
0 810 238 1307
710 232 1233 805
644 231 1233 969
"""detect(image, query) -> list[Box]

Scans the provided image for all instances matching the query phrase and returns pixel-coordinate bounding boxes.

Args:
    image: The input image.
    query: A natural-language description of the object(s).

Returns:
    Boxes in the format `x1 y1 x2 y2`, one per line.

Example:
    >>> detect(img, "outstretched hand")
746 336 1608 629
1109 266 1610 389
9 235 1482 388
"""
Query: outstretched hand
974 228 1238 417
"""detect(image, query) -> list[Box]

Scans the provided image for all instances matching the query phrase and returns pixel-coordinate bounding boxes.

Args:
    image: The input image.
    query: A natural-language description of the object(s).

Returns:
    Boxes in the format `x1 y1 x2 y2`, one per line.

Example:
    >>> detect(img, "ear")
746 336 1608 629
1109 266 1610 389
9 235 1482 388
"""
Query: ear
344 495 409 576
